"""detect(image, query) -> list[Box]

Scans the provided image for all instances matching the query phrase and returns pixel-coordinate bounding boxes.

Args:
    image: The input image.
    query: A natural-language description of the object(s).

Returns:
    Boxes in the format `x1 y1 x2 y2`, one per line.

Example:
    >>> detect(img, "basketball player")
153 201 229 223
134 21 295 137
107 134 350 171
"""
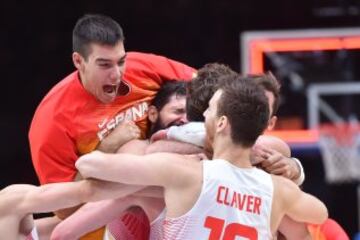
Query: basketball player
52 66 306 239
75 75 328 239
160 66 305 183
50 80 203 240
29 13 196 239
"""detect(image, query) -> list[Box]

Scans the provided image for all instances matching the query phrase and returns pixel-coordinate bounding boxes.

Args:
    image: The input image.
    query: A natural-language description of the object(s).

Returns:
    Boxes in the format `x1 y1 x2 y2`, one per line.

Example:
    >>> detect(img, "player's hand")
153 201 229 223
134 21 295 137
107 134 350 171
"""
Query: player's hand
250 144 269 165
251 145 300 180
110 120 141 144
97 120 141 153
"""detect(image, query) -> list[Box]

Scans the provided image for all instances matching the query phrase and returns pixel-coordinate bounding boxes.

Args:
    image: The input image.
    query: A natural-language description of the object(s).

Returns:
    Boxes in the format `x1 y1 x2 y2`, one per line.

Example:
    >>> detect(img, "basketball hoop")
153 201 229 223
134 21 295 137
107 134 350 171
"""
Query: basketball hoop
318 122 360 184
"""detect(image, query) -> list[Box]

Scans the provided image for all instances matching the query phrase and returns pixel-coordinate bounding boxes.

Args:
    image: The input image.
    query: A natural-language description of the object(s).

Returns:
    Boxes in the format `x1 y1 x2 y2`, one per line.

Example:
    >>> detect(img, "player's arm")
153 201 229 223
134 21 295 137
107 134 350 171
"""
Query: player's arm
128 52 196 82
29 120 79 185
54 180 146 222
55 139 162 238
76 151 196 187
4 180 145 216
97 120 141 153
150 122 206 147
53 141 164 238
274 176 328 225
252 135 305 185
51 185 162 240
51 197 135 240
254 147 304 184
0 182 86 217
29 117 84 219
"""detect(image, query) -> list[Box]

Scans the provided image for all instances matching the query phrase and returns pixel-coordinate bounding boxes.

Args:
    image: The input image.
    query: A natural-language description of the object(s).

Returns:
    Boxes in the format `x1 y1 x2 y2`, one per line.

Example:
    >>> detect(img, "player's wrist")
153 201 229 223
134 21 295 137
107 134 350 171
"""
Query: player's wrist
167 122 206 147
290 157 305 186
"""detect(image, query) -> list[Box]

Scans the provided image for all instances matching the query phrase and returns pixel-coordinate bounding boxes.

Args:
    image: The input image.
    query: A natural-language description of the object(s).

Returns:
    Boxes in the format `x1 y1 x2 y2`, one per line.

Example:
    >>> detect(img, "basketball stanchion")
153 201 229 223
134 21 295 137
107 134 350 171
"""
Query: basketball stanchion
318 123 360 183
318 122 360 235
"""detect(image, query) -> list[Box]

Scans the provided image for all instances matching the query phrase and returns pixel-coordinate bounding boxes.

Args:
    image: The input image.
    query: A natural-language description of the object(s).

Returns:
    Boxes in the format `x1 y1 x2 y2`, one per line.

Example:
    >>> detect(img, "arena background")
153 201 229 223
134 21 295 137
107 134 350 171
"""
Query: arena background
1 0 359 237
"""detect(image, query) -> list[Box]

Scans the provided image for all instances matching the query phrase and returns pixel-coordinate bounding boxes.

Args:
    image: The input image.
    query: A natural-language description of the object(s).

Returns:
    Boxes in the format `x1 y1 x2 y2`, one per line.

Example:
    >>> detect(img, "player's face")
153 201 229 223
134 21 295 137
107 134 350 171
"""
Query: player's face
203 90 222 145
77 42 127 103
151 95 188 134
158 95 188 128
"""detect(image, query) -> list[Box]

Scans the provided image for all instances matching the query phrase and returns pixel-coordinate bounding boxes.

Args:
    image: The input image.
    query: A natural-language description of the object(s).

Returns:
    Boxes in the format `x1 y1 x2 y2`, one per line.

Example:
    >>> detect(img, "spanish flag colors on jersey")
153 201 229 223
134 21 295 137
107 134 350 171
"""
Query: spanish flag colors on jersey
29 52 195 185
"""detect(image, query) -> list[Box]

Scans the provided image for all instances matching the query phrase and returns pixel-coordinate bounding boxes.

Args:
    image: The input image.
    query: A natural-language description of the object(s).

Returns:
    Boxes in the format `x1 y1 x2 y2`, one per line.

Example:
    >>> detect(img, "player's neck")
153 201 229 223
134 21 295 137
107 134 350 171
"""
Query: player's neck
213 138 252 168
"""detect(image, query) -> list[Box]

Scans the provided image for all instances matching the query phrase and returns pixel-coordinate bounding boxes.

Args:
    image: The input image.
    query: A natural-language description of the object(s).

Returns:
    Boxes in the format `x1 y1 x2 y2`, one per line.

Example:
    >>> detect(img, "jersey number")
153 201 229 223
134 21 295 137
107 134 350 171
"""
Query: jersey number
204 216 258 240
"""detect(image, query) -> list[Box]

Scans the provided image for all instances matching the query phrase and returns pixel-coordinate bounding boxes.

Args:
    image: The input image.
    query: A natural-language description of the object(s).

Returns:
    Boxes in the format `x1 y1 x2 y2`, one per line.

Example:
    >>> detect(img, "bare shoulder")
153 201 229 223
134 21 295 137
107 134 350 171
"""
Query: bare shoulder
0 184 37 215
272 174 298 188
147 152 201 166
271 175 301 204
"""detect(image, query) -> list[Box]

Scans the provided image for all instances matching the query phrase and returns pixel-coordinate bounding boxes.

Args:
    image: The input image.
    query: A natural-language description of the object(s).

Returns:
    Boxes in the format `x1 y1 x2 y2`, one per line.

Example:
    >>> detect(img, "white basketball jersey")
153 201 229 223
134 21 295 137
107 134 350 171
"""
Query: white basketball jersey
149 209 166 240
160 159 274 240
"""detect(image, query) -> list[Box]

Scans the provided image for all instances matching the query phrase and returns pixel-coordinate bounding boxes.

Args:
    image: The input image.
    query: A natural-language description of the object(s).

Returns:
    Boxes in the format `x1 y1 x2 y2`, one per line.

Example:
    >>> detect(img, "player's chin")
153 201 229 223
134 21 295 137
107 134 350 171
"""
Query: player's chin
100 94 116 103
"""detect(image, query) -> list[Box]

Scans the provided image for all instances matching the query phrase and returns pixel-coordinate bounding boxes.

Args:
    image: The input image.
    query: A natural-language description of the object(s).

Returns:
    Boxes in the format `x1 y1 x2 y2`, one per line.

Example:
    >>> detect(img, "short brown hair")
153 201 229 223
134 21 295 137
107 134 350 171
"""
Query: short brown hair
247 72 281 116
73 14 125 59
187 63 237 121
217 76 269 147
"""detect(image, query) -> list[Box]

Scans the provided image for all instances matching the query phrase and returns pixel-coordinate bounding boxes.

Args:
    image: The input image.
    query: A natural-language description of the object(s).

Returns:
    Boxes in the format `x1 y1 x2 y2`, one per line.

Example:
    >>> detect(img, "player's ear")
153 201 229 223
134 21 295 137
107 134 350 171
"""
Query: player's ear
216 115 228 133
148 106 159 124
267 116 277 130
72 52 84 70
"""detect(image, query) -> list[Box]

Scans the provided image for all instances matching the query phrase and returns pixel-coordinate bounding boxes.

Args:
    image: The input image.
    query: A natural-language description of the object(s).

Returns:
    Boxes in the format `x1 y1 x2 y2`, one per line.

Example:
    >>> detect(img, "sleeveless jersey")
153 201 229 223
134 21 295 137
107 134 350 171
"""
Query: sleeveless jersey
149 209 166 240
161 159 274 240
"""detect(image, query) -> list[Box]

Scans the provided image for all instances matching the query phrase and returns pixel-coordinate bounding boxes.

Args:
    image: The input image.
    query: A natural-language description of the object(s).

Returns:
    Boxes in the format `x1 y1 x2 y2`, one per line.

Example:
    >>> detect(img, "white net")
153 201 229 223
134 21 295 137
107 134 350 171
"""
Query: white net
318 123 360 184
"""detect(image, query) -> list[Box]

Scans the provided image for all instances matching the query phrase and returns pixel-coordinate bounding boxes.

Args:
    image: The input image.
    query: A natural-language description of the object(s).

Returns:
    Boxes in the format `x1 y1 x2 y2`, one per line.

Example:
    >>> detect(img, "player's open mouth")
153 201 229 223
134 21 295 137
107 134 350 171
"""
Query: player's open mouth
103 84 118 94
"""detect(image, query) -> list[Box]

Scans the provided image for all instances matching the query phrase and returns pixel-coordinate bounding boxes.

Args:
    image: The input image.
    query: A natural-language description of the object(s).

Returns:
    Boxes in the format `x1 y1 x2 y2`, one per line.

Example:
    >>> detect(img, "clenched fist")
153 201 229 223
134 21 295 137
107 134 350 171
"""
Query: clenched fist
97 120 141 153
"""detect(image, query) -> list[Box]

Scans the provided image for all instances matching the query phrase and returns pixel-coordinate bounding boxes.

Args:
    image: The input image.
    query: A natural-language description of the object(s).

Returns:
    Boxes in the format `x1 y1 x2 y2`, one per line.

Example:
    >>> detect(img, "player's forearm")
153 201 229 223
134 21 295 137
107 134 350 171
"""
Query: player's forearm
76 152 140 184
145 140 203 155
76 151 176 186
304 195 328 224
51 198 134 240
35 216 62 240
288 193 328 225
97 137 122 153
84 179 145 202
76 153 112 180
290 157 305 185
96 121 141 153
22 181 87 214
51 182 145 239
